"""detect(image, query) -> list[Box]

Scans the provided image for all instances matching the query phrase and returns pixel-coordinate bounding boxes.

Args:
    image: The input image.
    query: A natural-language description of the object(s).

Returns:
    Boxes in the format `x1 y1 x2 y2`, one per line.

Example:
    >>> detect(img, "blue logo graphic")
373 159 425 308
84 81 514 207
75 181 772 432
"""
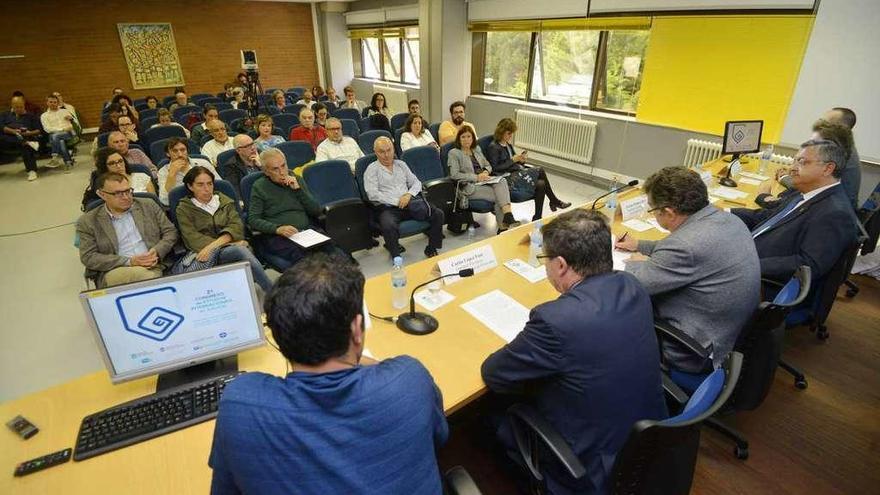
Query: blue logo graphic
115 287 185 342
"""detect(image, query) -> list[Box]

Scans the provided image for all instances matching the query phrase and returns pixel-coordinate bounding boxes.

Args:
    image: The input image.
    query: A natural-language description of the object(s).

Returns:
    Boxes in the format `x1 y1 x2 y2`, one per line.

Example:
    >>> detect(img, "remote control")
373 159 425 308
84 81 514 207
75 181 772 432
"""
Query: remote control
6 415 38 439
14 448 71 477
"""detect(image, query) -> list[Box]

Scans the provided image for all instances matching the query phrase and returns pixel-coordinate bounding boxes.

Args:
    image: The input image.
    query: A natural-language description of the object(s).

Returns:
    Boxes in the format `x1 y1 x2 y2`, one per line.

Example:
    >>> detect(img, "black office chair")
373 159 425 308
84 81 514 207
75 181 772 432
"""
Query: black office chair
843 184 880 297
506 352 742 495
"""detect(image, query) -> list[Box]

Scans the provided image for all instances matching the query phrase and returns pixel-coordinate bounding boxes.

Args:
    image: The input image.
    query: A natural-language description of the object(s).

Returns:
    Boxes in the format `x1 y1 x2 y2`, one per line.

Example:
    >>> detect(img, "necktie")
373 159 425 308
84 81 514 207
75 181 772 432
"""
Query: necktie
752 193 803 238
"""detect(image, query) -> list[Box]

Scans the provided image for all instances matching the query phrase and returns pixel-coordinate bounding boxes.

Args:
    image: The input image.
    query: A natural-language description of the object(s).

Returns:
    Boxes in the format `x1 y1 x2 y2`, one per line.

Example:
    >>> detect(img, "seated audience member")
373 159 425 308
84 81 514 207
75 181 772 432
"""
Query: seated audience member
111 93 140 122
615 167 760 373
481 209 667 495
732 139 859 283
222 83 236 102
102 87 124 109
51 91 79 124
271 90 288 113
234 115 255 134
201 120 235 166
191 104 220 144
220 134 262 199
315 117 363 171
0 96 42 181
230 87 247 110
438 101 476 146
369 113 393 134
400 114 438 152
311 85 325 99
295 90 315 109
486 118 569 220
12 90 43 115
247 148 343 267
158 137 217 205
254 114 284 152
168 90 196 113
288 108 326 152
150 108 190 138
324 87 340 105
77 172 177 288
313 103 329 127
340 86 366 112
366 92 391 117
448 126 520 232
824 107 861 207
98 103 123 134
40 93 76 169
365 137 445 259
107 131 157 175
115 115 141 146
144 95 159 110
237 72 248 88
175 166 272 292
94 146 156 195
209 252 448 494
408 99 421 116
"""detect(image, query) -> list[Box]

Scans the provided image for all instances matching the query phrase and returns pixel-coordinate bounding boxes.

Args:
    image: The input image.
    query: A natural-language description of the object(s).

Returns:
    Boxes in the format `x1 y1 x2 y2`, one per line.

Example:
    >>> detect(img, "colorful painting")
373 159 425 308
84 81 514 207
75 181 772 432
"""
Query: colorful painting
117 23 184 89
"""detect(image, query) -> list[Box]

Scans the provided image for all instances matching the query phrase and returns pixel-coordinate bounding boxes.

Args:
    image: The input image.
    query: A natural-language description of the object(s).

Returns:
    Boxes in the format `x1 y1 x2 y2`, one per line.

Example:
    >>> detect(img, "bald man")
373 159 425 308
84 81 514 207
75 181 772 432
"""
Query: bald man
107 130 157 175
219 133 262 199
0 96 43 181
363 137 444 259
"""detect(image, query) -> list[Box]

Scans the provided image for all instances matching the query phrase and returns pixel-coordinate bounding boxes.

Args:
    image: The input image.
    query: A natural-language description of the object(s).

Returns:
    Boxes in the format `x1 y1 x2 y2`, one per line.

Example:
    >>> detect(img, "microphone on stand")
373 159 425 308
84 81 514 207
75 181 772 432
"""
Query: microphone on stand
591 179 639 209
397 268 475 335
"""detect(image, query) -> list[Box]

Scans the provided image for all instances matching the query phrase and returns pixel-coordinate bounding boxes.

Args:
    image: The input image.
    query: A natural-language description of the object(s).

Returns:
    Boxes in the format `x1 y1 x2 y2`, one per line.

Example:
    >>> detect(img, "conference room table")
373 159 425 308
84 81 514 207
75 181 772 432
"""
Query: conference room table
1 160 777 494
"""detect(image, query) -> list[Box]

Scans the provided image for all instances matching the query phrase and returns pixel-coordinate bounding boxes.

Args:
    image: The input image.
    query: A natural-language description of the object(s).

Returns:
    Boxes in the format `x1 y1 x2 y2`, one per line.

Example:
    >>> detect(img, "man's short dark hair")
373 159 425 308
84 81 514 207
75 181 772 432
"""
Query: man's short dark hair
264 253 365 365
313 102 327 114
165 136 189 152
643 166 709 215
831 107 856 129
801 139 845 178
449 101 465 115
96 171 129 190
812 119 854 161
203 103 218 114
408 99 420 107
541 210 612 278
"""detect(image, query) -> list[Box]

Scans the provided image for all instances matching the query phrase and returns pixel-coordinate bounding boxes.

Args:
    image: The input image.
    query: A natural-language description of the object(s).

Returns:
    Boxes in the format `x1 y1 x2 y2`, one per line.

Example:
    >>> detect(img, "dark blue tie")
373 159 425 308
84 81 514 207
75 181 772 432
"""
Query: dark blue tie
753 193 803 238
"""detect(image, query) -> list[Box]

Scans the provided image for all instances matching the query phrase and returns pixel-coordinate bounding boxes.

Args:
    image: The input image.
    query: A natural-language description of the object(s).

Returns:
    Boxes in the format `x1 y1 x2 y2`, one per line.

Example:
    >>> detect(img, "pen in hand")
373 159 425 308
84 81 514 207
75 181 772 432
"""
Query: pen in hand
618 231 628 243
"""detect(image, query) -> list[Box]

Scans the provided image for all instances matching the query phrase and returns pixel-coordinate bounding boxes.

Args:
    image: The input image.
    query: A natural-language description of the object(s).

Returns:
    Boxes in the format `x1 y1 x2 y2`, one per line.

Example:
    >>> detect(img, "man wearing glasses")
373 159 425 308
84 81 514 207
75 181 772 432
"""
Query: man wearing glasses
158 137 217 205
220 134 262 200
732 139 859 282
315 117 364 171
77 172 177 287
201 120 234 166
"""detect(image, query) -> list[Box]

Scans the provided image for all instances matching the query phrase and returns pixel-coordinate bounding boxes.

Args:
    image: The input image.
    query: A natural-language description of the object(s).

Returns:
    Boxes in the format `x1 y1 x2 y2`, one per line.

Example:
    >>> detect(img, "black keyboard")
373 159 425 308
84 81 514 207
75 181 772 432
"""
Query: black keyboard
73 373 243 461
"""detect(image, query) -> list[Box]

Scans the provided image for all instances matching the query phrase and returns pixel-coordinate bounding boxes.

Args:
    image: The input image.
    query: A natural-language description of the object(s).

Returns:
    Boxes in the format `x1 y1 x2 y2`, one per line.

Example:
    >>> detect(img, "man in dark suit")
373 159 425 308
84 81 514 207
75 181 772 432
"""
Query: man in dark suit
481 209 667 495
733 139 859 283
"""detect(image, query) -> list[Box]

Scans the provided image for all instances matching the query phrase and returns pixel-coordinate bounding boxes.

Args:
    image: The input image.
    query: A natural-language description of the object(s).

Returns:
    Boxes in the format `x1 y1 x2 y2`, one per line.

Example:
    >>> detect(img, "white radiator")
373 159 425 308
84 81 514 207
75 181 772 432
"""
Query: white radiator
514 110 598 165
683 139 795 168
371 84 407 115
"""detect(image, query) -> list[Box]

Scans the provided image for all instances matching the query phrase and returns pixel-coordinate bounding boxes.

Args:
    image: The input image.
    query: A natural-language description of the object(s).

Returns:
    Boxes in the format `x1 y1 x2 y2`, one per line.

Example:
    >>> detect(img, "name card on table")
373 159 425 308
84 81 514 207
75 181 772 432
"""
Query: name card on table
620 194 649 222
700 170 714 187
436 245 498 285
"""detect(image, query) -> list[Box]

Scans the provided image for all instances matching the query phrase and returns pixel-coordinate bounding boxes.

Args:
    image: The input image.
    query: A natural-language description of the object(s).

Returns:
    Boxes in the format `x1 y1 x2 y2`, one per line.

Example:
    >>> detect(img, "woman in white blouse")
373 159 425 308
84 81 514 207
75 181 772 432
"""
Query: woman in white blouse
96 147 155 195
366 92 392 117
400 114 439 152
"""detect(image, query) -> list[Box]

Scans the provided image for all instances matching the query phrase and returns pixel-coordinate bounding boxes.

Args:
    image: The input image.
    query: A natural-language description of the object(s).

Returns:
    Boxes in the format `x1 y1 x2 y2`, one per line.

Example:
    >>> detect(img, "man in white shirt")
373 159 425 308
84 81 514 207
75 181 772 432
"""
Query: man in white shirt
340 86 366 112
295 90 316 109
40 94 75 169
158 137 217 205
51 92 78 124
201 120 234 166
315 117 364 171
107 131 157 175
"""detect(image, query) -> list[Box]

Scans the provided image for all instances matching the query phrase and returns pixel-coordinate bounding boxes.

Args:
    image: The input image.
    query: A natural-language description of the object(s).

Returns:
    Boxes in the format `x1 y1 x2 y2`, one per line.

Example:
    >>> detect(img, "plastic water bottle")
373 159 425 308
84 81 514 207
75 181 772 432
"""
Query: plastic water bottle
606 177 618 213
391 257 408 309
467 225 476 241
528 221 543 266
759 144 774 174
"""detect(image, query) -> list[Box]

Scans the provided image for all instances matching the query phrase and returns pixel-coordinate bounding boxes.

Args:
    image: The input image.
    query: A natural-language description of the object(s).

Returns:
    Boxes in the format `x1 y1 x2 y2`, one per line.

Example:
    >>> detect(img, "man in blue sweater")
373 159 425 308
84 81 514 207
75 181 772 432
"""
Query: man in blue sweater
208 253 449 494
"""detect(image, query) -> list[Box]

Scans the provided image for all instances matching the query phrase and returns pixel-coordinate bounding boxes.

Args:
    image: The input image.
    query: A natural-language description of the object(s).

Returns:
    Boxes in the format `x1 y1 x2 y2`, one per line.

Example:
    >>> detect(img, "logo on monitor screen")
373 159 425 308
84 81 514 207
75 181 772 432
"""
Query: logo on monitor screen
115 287 185 342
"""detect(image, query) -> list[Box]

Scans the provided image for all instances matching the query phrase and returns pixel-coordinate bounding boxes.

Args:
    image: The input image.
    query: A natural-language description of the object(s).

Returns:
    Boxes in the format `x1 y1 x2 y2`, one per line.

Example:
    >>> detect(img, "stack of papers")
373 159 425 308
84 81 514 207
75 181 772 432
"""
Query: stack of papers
461 290 531 343
287 229 330 248
738 177 764 186
413 288 455 311
621 219 653 232
740 171 770 181
710 187 749 200
504 259 547 283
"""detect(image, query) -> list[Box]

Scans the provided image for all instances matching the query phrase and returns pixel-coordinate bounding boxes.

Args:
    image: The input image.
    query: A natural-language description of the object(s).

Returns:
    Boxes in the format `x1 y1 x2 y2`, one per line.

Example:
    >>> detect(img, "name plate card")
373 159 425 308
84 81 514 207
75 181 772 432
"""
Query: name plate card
437 245 498 284
700 170 714 187
620 194 649 222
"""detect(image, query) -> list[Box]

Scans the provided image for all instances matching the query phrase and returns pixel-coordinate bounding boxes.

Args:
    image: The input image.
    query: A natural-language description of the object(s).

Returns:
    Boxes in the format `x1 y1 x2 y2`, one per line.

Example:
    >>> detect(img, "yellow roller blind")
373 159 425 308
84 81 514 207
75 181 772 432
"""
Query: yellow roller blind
348 28 405 39
468 16 652 32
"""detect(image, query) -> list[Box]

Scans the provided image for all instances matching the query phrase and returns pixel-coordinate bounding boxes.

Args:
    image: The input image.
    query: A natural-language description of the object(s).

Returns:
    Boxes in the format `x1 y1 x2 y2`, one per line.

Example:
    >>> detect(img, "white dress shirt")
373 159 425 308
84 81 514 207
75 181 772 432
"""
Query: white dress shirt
315 136 365 171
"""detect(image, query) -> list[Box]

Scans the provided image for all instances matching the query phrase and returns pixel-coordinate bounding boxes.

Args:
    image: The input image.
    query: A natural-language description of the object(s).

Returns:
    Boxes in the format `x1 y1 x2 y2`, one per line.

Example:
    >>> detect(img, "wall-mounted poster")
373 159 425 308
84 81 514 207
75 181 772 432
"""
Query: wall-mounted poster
117 23 185 89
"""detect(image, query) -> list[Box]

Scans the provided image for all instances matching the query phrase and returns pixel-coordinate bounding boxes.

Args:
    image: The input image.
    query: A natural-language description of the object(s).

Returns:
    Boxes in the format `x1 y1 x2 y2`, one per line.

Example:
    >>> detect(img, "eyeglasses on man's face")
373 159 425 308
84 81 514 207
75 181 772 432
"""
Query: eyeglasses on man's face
101 188 133 198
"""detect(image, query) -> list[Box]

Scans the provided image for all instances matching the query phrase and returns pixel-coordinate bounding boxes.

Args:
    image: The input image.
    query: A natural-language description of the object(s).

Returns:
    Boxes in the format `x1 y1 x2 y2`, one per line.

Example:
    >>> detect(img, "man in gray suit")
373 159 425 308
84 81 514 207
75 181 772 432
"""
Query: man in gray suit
77 172 178 288
615 166 761 373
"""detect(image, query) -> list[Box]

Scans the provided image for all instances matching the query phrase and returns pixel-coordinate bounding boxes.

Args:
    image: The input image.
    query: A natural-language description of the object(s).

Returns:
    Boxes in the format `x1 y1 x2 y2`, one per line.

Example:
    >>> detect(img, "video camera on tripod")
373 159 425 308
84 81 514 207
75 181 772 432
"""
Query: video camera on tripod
240 50 262 117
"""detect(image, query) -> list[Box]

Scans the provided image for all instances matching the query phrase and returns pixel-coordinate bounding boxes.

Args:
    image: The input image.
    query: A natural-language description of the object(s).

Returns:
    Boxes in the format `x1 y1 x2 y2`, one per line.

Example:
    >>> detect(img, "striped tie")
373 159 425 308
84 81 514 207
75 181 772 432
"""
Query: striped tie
752 193 803 238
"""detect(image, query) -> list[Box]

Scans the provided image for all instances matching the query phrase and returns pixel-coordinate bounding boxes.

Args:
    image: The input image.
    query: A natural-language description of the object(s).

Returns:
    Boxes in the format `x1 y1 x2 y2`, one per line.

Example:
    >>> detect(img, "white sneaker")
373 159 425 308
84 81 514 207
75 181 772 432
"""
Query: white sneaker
27 171 37 181
45 155 62 169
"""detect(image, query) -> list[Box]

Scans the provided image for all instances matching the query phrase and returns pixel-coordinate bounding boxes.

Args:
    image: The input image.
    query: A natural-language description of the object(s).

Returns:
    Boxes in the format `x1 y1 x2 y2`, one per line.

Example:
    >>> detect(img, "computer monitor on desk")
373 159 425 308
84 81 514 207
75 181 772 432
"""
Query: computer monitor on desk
720 120 763 187
79 262 266 392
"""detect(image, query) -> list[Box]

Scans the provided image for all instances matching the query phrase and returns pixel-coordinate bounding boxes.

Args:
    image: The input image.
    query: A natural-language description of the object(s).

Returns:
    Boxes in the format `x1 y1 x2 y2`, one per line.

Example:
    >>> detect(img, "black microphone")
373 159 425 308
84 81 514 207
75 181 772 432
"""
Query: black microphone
591 179 639 209
397 268 475 335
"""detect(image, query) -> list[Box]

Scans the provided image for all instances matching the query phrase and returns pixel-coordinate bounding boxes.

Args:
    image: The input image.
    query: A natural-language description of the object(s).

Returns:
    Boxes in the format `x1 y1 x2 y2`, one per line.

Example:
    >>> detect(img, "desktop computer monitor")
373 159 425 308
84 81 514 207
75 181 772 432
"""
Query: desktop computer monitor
79 262 266 390
722 120 763 155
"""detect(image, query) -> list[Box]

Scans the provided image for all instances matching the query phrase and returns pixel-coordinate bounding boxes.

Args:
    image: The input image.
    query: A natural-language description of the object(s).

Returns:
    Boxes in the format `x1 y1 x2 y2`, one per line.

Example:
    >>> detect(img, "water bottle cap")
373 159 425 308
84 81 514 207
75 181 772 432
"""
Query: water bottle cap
393 256 403 266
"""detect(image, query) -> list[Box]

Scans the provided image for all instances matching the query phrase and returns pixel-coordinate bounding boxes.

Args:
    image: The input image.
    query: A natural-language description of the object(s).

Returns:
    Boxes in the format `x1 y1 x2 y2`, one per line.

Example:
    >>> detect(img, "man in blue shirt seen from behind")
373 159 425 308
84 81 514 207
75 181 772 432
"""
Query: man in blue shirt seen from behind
209 253 449 495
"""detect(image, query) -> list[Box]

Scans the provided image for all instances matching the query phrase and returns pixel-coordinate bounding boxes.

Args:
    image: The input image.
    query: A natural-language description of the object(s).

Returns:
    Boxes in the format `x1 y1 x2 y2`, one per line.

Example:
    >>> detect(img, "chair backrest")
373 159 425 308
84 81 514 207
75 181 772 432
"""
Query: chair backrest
214 102 233 112
361 107 371 118
140 108 159 120
97 132 111 148
354 154 377 201
219 108 247 125
390 112 409 131
162 95 177 107
150 138 202 164
129 163 154 177
141 116 158 130
440 142 455 172
239 172 264 212
172 106 202 122
323 101 338 112
340 118 360 139
144 125 187 145
190 93 213 104
402 145 445 182
275 140 316 169
216 149 238 172
282 104 305 117
609 352 743 495
333 108 360 122
272 113 300 134
290 86 306 95
168 179 242 225
809 236 864 327
357 130 392 155
302 160 360 206
200 97 223 106
429 122 442 142
477 135 493 156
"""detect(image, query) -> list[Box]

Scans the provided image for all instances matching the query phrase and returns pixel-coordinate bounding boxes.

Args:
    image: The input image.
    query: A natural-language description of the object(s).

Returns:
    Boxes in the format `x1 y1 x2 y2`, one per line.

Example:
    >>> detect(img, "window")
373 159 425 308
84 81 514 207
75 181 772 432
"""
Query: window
483 32 531 98
351 28 420 86
477 28 650 115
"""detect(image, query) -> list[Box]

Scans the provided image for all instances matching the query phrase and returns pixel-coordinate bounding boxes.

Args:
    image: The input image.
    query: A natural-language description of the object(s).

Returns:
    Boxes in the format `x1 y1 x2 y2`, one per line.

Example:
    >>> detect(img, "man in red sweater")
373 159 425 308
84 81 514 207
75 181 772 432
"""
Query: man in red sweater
288 108 326 152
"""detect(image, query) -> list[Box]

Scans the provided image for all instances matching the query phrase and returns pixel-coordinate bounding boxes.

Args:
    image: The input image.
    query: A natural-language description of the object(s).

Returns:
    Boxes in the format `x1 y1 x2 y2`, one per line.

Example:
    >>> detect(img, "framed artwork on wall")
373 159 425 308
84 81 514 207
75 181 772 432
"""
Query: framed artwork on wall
117 23 185 89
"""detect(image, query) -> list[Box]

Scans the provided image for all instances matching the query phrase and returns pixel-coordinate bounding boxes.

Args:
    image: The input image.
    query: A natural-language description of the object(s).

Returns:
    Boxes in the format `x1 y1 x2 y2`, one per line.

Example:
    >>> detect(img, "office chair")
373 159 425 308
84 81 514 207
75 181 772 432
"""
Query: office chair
333 107 361 122
275 141 316 170
429 122 442 142
140 116 158 130
390 112 409 131
340 118 360 139
144 125 188 148
214 102 233 112
238 172 294 272
357 130 393 155
219 109 247 126
273 113 301 133
843 184 880 297
301 160 376 253
507 352 742 495
401 145 456 222
139 108 159 120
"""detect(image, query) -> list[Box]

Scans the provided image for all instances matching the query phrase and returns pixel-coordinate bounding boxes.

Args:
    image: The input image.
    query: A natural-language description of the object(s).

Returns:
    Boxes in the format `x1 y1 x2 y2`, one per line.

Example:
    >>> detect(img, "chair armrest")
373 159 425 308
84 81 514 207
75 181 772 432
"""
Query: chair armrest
507 404 586 481
662 373 689 406
654 321 711 361
444 466 483 495
761 278 785 288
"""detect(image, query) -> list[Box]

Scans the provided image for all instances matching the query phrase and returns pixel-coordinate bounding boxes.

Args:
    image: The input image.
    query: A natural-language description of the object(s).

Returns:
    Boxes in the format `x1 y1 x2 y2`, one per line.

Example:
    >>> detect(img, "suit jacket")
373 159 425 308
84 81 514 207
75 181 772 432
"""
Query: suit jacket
77 198 178 287
485 140 523 174
481 272 667 495
218 154 260 200
448 147 492 197
626 205 761 372
732 183 859 282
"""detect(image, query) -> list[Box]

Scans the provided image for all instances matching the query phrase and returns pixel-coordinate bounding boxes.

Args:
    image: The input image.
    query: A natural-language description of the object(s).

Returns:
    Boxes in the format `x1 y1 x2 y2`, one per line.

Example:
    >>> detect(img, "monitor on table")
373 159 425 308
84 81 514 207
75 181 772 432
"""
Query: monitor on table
722 120 763 155
79 262 266 391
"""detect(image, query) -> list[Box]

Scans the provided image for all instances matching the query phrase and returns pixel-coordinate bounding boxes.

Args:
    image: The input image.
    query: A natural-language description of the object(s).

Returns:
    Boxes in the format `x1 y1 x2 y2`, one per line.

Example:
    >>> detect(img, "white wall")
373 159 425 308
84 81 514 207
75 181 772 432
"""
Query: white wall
322 11 355 92
781 0 880 162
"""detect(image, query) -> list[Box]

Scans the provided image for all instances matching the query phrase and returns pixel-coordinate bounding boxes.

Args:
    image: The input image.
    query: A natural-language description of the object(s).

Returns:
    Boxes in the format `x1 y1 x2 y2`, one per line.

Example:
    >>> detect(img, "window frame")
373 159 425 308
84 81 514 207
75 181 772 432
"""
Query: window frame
352 28 420 87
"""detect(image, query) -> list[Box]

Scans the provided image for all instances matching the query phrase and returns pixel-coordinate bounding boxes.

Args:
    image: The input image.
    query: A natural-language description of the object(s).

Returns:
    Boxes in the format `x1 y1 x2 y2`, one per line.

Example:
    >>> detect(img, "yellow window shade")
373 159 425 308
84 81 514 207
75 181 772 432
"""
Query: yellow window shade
635 15 814 143
348 28 406 39
469 16 651 32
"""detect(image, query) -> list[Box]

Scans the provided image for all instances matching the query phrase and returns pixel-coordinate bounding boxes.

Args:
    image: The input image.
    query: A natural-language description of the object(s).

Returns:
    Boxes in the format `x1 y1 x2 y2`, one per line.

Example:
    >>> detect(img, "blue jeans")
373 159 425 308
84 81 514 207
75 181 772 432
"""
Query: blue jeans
217 244 273 292
48 131 74 162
